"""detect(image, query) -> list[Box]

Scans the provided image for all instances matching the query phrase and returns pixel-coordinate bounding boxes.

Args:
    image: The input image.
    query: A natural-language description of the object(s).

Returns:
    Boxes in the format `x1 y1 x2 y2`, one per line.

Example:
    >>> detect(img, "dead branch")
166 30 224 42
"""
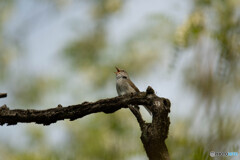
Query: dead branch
0 93 7 98
0 87 171 160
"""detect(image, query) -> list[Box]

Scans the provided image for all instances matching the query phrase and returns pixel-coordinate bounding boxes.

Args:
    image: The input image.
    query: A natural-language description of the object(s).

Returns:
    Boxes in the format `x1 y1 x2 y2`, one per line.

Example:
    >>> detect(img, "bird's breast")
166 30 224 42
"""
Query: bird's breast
116 79 136 96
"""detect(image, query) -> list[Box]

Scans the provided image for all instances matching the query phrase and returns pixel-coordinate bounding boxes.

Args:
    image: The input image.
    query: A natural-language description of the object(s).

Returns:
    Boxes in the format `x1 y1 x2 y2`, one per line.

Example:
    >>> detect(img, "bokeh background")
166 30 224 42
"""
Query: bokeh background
0 0 240 159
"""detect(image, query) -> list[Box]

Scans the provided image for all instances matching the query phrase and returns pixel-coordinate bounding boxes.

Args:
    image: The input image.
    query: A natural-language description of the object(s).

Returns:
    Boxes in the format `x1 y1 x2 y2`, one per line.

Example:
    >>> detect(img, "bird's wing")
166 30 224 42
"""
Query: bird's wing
128 79 140 92
116 83 121 95
128 79 152 115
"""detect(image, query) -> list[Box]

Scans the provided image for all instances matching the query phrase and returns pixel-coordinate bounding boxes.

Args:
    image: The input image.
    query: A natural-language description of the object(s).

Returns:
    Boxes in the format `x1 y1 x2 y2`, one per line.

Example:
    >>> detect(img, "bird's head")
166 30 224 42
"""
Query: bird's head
115 67 129 79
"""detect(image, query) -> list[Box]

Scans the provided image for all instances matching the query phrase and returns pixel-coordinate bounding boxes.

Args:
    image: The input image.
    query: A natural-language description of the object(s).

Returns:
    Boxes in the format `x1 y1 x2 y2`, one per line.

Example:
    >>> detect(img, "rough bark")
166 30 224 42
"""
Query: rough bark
129 87 171 160
0 87 171 160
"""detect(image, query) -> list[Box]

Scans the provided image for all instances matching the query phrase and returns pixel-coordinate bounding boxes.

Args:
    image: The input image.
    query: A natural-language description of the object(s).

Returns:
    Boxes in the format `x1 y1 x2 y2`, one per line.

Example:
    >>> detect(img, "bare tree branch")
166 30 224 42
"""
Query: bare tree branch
141 88 171 160
0 90 152 126
0 87 171 160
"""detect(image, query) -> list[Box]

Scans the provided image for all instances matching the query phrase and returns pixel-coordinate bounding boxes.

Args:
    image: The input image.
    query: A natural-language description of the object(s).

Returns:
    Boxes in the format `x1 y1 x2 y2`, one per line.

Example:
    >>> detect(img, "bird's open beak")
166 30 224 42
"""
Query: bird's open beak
115 66 120 74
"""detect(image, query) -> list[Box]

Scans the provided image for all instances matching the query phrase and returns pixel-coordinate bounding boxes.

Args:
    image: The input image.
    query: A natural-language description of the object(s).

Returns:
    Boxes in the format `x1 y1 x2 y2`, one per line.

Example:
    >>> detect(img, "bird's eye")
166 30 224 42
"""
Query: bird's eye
122 76 127 79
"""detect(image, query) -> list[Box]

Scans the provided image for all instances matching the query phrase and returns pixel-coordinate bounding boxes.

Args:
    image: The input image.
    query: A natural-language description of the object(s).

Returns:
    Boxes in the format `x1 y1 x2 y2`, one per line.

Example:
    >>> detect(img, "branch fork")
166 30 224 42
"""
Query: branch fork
0 87 171 160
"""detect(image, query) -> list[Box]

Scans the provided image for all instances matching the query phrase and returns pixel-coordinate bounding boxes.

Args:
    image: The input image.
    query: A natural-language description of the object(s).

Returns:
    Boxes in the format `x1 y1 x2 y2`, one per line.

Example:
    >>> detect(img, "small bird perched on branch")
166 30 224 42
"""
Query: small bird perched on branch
115 67 151 115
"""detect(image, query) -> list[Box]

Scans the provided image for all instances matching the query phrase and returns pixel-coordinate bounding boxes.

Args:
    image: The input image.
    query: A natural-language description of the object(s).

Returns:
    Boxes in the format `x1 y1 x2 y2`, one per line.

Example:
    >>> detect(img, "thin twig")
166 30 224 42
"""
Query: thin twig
128 105 145 131
0 93 7 99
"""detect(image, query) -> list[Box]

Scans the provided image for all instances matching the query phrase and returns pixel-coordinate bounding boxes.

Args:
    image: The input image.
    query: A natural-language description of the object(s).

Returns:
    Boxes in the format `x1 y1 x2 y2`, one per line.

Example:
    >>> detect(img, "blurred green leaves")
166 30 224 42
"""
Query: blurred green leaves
176 0 240 74
64 111 144 160
175 0 240 99
92 0 123 19
173 0 240 157
63 13 173 87
0 0 240 159
0 0 14 81
175 10 205 47
64 29 106 68
13 76 61 107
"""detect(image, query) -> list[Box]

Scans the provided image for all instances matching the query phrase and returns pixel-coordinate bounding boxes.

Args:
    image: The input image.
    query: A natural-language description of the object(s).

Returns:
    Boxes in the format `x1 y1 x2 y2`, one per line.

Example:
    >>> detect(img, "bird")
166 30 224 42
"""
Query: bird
115 67 152 115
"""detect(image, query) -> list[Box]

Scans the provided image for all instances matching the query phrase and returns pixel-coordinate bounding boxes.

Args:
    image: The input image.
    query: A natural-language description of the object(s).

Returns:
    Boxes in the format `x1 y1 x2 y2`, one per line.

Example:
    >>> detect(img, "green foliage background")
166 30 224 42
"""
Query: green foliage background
0 0 239 159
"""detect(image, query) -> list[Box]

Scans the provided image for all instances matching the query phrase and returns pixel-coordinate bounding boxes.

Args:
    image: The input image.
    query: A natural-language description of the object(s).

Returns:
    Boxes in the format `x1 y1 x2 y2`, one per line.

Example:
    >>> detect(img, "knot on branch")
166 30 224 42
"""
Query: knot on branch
57 104 63 108
162 98 171 112
0 104 9 111
146 86 155 95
